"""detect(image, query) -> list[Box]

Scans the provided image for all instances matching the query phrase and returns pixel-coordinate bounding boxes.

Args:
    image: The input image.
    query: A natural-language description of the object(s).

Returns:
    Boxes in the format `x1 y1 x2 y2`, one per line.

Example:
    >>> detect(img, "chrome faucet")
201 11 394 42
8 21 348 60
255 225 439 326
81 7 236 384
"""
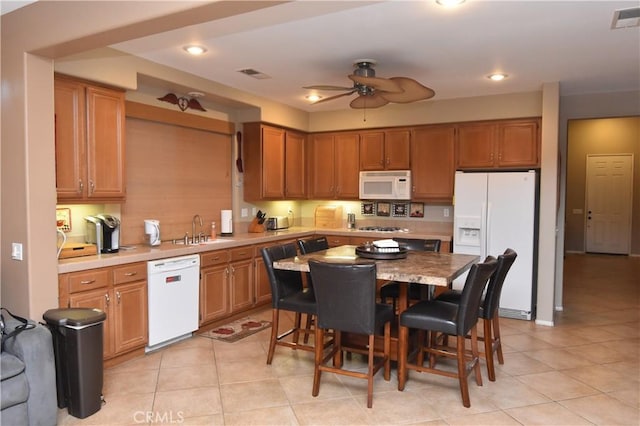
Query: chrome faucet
192 214 203 244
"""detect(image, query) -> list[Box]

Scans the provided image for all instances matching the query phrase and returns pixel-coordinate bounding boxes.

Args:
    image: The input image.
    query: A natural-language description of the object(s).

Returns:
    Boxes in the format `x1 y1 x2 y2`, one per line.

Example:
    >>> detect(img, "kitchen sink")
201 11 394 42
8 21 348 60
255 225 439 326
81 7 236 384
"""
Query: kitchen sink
172 238 233 246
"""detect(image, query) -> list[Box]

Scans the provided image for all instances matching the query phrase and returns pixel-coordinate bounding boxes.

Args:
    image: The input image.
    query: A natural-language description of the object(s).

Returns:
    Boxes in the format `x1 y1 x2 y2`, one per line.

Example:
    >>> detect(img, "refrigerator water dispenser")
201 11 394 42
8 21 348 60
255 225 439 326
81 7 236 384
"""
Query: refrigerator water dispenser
455 216 481 247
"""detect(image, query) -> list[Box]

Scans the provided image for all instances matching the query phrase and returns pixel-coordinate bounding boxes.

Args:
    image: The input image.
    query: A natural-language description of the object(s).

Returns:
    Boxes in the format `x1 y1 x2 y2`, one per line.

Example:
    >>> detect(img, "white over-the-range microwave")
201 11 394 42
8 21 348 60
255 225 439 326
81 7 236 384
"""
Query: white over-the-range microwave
359 170 412 200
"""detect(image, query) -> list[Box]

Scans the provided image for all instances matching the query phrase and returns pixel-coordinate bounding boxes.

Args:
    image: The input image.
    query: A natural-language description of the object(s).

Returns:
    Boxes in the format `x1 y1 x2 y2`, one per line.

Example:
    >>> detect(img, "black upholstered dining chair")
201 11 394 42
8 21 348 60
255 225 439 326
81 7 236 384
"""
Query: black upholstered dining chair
398 256 498 408
261 243 319 364
436 248 517 381
297 236 329 255
379 238 441 309
296 236 330 343
308 259 394 408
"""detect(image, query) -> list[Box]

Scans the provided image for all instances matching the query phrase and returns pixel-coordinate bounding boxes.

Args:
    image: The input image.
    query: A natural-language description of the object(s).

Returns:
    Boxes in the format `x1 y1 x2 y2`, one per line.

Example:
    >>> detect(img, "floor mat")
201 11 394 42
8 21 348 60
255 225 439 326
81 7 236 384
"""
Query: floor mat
198 317 271 343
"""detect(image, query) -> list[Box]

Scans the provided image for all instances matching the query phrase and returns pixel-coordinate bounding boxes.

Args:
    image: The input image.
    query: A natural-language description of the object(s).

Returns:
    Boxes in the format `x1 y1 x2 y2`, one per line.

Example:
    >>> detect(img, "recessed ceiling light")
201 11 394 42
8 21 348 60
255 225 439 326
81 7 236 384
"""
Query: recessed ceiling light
306 94 322 102
488 73 508 81
436 0 465 7
183 45 207 55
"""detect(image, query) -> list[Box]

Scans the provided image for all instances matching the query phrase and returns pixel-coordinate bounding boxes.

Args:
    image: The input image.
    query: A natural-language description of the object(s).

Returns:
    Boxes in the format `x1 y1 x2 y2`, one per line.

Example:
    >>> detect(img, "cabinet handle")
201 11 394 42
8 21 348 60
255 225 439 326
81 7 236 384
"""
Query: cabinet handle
89 180 95 194
80 279 96 285
105 293 110 306
116 291 121 304
124 272 137 277
231 266 236 275
225 267 229 276
386 158 390 165
78 180 84 192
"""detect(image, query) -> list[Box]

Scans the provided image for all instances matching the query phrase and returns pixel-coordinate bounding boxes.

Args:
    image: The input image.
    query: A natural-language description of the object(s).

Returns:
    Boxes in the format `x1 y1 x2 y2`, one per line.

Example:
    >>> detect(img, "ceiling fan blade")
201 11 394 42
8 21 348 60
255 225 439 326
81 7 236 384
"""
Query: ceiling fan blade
303 85 354 91
312 89 358 104
348 74 402 93
378 77 435 103
349 93 390 109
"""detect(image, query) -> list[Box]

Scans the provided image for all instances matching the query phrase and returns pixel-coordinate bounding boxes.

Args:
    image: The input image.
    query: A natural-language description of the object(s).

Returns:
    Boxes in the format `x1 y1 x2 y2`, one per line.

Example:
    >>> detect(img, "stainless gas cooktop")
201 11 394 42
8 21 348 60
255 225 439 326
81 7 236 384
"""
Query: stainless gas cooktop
358 226 409 233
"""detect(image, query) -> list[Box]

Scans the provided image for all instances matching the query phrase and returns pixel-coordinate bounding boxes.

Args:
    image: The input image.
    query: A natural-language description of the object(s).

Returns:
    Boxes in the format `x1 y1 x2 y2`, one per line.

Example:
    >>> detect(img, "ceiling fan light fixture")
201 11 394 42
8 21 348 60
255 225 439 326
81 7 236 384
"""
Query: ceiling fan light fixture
183 45 207 55
306 94 322 102
488 73 508 81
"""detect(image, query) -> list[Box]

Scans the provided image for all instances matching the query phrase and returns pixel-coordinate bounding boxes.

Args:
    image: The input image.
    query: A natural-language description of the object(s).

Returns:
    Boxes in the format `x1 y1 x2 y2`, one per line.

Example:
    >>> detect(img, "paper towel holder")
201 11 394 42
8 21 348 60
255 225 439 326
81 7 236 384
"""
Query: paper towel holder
220 209 233 236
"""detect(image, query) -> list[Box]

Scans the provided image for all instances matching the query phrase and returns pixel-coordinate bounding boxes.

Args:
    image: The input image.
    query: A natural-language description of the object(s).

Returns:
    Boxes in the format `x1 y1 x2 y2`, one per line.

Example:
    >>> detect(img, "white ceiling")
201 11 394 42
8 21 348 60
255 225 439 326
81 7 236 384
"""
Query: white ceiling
46 1 640 112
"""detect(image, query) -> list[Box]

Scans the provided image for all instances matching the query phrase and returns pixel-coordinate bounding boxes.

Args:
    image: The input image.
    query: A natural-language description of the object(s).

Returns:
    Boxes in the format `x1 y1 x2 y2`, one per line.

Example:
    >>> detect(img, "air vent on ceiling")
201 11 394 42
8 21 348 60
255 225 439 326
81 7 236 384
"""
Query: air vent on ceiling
237 68 271 80
611 6 640 29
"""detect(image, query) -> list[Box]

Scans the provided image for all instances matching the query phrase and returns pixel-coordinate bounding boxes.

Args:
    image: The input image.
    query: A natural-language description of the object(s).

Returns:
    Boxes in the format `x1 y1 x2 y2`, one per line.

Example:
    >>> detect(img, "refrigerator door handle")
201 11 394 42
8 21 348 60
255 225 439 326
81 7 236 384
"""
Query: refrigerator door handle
485 201 492 258
480 202 488 258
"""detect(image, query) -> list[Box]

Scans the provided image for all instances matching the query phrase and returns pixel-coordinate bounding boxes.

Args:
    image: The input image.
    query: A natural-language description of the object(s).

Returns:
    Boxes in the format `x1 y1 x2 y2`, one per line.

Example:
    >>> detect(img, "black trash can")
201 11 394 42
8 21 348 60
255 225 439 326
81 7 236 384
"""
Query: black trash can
43 307 106 419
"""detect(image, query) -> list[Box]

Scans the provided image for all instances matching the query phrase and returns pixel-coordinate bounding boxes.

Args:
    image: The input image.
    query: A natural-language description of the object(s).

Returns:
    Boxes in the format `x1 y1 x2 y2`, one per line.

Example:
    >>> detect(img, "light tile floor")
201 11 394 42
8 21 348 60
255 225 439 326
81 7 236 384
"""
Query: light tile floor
58 253 639 425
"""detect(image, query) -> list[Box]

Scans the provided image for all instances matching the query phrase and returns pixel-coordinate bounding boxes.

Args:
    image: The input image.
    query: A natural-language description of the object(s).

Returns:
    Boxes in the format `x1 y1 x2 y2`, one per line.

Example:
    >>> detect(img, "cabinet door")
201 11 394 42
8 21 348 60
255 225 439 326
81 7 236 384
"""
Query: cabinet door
200 265 230 324
325 235 350 247
86 86 126 199
411 126 455 202
384 129 411 170
113 281 148 354
497 120 540 167
230 259 254 312
55 78 86 200
334 133 360 199
308 134 335 198
254 256 272 305
262 126 286 198
69 289 114 358
456 123 496 169
359 131 386 170
284 130 306 198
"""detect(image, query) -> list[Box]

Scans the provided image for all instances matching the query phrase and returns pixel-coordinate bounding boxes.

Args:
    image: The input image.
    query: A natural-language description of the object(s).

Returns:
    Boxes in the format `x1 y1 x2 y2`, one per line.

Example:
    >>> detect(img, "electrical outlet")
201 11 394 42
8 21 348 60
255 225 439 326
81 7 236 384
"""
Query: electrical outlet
11 243 23 261
252 207 257 216
241 208 248 218
443 208 450 218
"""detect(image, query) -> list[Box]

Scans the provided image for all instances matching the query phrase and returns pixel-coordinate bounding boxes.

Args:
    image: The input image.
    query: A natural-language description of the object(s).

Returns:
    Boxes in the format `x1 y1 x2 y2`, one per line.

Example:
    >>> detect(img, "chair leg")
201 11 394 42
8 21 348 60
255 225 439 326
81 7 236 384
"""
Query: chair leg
493 316 504 364
470 325 483 387
367 334 375 408
267 308 279 365
416 330 426 367
456 335 471 408
303 314 313 344
383 321 391 381
312 327 324 398
333 331 343 368
398 324 409 391
483 318 496 381
292 312 302 344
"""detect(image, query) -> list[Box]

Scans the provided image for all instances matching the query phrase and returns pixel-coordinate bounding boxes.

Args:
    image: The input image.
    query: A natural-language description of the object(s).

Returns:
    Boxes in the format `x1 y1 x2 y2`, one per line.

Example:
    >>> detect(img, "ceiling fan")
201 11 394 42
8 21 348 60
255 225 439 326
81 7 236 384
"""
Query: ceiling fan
303 60 435 109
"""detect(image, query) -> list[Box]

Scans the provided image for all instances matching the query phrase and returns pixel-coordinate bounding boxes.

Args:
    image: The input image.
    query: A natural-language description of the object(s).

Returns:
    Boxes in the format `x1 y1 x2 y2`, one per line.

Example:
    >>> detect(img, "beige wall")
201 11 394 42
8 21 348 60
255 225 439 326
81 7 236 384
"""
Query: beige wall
565 117 640 253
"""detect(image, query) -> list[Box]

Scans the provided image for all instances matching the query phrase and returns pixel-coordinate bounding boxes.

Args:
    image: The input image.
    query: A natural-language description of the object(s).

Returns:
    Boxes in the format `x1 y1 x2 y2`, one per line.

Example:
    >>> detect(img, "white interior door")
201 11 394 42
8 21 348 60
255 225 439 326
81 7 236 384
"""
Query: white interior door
585 154 633 254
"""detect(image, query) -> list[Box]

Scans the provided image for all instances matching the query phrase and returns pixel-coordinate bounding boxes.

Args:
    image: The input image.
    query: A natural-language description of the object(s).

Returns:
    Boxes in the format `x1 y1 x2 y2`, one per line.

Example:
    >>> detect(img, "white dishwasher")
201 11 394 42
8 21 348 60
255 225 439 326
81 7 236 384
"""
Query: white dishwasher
146 254 200 352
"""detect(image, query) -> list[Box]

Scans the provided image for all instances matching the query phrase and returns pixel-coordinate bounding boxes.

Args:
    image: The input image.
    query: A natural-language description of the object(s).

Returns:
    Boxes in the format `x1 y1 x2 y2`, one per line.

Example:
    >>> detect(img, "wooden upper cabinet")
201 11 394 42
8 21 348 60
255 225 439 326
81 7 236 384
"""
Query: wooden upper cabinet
456 122 496 169
55 75 125 202
334 133 360 198
496 119 540 167
359 129 410 170
284 130 306 199
411 125 455 202
456 118 540 169
261 125 286 198
308 132 359 199
243 123 306 201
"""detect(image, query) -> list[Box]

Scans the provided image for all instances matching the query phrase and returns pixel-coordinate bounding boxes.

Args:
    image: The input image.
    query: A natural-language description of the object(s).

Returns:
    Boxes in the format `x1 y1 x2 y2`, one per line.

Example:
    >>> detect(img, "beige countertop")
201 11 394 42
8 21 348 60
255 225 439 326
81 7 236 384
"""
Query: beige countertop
58 226 453 274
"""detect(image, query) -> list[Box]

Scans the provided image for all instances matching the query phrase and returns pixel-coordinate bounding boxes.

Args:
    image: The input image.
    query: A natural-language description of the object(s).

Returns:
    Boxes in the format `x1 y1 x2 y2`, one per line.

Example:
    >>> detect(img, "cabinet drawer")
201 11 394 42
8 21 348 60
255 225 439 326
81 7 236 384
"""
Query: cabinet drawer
230 246 253 262
68 269 110 293
201 251 229 268
113 262 147 285
326 236 350 247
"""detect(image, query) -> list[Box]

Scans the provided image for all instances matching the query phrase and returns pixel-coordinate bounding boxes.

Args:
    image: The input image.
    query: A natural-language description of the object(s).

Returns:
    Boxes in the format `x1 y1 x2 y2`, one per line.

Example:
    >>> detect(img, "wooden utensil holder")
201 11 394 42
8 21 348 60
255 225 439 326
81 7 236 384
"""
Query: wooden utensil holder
248 217 265 233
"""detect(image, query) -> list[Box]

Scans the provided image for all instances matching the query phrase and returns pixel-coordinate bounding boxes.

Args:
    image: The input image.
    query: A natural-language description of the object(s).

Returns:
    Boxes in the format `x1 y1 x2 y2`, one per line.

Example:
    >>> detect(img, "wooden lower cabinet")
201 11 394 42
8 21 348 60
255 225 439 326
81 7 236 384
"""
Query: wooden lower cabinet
230 246 254 312
200 251 230 324
62 262 148 360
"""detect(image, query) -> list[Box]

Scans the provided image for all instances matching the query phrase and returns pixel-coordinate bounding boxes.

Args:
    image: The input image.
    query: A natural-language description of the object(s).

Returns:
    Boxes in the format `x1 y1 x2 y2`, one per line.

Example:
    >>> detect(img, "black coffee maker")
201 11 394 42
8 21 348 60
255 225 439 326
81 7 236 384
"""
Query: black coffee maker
84 214 120 253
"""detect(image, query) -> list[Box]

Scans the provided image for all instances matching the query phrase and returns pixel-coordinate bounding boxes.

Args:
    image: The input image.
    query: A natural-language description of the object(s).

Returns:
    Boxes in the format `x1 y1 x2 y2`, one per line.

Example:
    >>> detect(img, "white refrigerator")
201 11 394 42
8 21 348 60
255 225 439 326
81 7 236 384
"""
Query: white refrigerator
453 171 538 320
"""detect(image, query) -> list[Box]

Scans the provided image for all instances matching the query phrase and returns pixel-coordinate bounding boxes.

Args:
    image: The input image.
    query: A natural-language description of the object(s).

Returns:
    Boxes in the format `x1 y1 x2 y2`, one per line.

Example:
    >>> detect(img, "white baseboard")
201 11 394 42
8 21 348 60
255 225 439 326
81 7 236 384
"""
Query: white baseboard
535 319 555 327
555 306 564 311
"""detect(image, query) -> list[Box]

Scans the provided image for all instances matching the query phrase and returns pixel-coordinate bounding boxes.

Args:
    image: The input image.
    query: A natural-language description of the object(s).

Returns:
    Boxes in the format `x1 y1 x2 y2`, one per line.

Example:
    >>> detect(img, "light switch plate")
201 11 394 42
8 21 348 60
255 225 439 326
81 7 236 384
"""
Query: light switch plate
11 243 23 261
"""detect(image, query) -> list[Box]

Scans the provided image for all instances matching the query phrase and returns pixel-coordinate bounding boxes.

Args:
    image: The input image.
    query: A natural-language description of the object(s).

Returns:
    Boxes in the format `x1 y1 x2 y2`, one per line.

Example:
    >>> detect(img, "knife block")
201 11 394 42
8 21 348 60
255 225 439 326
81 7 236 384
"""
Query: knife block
248 217 265 233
